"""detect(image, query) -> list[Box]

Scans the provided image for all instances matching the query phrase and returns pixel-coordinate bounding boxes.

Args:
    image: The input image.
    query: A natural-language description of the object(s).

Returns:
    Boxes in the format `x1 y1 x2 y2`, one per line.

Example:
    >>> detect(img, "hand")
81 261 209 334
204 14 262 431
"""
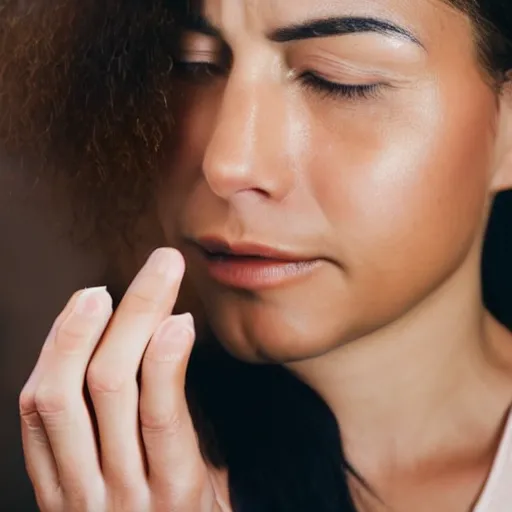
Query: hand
19 248 231 512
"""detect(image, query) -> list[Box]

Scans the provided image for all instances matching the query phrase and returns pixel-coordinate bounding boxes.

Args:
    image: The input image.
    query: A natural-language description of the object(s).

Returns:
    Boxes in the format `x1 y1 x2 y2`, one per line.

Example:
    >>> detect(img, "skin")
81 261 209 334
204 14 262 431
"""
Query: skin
18 0 512 511
163 0 502 362
20 251 231 511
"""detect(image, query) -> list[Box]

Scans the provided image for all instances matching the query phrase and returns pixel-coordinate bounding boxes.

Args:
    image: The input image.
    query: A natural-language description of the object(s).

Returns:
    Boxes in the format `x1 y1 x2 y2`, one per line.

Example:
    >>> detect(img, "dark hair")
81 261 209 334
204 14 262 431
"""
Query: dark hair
465 1 512 79
0 0 178 245
2 1 512 510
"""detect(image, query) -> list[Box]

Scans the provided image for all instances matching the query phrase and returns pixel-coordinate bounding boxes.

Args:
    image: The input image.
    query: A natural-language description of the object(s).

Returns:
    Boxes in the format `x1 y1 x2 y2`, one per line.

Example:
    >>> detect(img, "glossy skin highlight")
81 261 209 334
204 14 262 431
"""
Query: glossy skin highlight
160 0 508 363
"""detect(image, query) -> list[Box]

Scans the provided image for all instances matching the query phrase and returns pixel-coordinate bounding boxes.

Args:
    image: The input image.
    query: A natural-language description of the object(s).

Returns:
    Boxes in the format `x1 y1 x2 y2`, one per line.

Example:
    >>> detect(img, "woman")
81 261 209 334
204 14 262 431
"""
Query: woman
18 0 512 510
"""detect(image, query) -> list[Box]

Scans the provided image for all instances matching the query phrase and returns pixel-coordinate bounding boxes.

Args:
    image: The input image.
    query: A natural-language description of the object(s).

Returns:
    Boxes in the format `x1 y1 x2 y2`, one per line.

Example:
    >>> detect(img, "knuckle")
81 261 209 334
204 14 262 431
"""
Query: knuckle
123 283 162 314
19 387 36 416
19 389 43 429
34 385 71 415
140 408 183 436
55 320 89 347
86 363 126 394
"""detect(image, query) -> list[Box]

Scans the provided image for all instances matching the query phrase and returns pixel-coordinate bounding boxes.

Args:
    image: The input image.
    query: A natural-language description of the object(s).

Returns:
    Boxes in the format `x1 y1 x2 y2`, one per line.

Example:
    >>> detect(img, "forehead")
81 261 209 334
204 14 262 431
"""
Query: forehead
195 0 466 41
193 0 478 66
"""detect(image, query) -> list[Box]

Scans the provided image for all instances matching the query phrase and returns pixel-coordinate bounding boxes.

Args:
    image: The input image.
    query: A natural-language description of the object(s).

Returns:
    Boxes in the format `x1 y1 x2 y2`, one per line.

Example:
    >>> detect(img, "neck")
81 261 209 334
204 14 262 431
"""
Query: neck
288 249 512 480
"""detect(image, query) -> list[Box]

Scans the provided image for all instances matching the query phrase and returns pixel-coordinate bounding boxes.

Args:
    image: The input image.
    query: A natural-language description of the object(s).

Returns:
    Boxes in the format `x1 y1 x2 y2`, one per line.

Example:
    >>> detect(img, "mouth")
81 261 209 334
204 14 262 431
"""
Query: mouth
187 236 323 290
195 238 308 261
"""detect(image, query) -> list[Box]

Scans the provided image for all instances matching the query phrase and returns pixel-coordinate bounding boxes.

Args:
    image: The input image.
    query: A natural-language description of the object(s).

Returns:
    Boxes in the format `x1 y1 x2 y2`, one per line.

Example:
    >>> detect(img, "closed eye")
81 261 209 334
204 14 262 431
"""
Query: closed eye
173 62 386 101
298 71 385 100
173 61 227 81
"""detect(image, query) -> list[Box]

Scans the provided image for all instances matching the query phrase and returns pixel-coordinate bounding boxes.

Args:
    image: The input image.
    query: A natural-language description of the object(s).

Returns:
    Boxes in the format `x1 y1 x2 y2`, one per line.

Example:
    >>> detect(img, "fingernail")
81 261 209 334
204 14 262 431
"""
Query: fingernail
146 248 183 277
177 312 195 335
73 286 108 316
156 314 195 345
150 315 195 361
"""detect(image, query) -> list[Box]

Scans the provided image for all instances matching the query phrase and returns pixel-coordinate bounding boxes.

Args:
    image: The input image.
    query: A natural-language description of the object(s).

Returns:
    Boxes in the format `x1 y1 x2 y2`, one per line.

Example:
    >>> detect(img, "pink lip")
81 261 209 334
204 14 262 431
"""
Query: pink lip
190 237 323 290
195 237 309 261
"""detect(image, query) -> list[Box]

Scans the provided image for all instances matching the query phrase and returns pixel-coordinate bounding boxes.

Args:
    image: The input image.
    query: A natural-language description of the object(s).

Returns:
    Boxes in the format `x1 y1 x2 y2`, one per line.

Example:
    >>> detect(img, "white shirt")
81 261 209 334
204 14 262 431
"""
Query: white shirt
473 409 512 511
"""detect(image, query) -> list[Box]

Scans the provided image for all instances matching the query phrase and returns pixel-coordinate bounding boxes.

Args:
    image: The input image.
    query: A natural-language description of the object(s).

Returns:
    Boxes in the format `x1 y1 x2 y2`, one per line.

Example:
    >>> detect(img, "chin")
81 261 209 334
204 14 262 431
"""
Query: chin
200 292 357 364
209 319 338 364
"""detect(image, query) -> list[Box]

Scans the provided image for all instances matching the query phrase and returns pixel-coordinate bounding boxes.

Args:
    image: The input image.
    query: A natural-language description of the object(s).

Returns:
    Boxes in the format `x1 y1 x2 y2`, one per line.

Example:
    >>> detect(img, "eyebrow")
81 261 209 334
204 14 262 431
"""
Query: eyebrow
182 15 423 48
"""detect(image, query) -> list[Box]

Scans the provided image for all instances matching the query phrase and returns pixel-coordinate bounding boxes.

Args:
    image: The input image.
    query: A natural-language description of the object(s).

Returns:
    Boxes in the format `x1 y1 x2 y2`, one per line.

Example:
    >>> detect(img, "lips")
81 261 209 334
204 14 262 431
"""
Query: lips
194 237 312 262
186 236 323 290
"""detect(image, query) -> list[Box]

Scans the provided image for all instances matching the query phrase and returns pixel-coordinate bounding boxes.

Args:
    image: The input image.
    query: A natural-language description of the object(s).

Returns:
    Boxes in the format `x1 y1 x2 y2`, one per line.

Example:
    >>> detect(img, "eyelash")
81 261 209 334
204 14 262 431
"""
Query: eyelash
173 61 225 80
173 62 384 101
298 71 383 101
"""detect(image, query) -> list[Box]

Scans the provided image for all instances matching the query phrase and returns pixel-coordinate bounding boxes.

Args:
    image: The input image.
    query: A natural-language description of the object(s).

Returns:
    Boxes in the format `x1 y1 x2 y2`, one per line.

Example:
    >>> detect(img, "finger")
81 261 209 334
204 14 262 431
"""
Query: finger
19 289 99 507
34 287 112 505
86 248 185 490
20 383 60 509
23 290 84 392
140 314 211 508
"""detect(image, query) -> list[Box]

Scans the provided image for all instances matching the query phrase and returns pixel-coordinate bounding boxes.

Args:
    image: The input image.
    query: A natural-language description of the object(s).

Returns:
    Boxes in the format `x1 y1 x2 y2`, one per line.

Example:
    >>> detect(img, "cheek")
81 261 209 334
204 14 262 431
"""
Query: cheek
309 85 496 282
159 85 221 218
168 84 221 178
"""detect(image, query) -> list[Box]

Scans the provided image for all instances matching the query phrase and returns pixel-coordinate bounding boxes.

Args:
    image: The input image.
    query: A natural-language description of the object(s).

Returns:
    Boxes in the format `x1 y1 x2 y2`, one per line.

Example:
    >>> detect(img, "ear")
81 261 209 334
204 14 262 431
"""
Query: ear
490 79 512 193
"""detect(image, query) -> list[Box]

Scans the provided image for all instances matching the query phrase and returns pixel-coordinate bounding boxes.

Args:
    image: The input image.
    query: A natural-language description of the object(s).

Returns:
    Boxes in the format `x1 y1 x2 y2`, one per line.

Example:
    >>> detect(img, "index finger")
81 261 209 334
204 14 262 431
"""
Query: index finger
86 247 185 485
92 247 185 379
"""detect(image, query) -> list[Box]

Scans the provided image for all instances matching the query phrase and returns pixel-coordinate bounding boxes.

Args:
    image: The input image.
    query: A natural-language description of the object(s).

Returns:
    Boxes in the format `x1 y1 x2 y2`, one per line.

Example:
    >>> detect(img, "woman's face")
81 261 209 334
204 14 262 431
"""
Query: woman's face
159 0 505 362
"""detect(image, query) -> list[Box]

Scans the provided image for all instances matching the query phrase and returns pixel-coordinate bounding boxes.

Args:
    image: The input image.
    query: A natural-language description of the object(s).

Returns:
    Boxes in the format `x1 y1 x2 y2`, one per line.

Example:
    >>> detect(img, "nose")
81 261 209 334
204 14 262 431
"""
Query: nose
202 73 295 202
